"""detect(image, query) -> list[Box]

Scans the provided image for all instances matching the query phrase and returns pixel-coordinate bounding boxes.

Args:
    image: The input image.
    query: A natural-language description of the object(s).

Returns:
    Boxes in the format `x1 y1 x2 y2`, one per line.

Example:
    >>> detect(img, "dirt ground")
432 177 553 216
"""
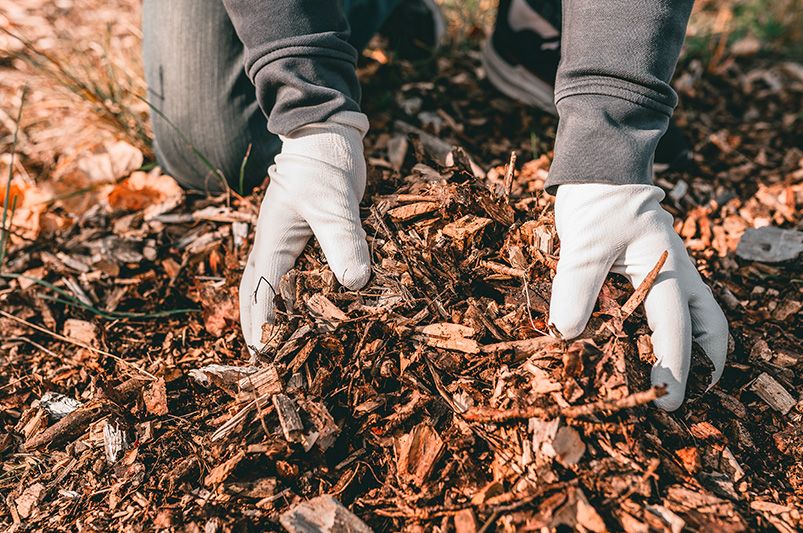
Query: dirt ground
1 1 801 531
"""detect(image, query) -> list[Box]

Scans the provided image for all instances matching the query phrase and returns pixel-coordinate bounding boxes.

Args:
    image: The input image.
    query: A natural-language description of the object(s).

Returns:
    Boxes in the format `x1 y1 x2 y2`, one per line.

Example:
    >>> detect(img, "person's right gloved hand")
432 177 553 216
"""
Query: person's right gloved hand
239 112 372 354
549 184 728 411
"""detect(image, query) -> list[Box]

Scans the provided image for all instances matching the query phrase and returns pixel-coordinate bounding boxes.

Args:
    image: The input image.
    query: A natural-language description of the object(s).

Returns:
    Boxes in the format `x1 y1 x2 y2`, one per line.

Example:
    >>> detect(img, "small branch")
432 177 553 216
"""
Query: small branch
464 385 666 422
502 151 517 200
23 377 148 450
478 260 525 277
621 250 668 320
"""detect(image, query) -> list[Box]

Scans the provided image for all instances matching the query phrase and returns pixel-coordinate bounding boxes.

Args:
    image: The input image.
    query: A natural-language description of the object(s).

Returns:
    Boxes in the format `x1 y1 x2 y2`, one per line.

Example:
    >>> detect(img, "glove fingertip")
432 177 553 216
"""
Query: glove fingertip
651 365 687 412
239 265 255 349
705 343 727 392
339 262 372 291
690 294 729 392
653 389 684 412
549 281 594 340
549 316 588 340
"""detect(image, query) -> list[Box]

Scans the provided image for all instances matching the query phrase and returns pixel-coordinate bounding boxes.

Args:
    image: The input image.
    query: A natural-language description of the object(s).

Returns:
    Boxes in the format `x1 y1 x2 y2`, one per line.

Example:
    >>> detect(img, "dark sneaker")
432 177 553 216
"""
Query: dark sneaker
483 0 692 172
482 0 561 112
379 0 446 60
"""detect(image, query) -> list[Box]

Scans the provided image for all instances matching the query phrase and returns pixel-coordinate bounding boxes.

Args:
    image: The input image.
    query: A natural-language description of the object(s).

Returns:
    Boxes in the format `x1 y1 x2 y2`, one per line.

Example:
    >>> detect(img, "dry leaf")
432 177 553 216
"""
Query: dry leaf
77 140 143 183
107 168 184 220
0 177 48 242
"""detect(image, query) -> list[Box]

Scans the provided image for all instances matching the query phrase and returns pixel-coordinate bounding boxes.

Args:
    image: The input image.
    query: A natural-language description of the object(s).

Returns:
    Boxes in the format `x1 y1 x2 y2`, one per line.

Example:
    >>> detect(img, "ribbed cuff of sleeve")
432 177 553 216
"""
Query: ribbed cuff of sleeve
245 34 362 136
545 82 675 195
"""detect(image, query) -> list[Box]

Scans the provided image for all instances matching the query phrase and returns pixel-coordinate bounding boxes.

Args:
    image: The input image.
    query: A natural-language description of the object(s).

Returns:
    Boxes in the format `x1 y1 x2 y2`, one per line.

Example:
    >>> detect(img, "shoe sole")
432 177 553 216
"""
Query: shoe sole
481 39 557 115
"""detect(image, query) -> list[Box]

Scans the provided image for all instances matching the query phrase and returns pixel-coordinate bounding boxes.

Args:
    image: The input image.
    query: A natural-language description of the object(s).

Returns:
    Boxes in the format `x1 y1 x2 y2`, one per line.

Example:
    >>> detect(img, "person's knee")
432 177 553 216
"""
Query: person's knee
150 104 278 194
142 0 277 194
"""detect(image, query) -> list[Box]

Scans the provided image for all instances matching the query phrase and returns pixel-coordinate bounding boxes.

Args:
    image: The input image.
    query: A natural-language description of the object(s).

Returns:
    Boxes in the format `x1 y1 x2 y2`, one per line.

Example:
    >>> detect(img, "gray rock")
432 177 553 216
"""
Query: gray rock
736 226 803 263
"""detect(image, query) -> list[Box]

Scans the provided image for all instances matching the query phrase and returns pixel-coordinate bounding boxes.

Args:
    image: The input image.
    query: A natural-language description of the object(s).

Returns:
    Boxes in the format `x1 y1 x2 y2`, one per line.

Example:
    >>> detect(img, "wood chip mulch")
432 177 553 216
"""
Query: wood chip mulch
1 14 802 532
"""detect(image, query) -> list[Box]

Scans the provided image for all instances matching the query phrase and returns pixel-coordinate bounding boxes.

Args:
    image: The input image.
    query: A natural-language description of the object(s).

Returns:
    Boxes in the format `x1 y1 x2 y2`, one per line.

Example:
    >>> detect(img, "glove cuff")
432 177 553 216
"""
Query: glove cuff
327 111 370 136
283 111 370 141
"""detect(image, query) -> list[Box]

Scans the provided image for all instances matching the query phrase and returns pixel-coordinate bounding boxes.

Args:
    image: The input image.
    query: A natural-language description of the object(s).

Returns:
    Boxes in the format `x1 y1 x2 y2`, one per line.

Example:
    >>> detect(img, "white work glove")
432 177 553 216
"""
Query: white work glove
549 184 728 411
240 111 372 353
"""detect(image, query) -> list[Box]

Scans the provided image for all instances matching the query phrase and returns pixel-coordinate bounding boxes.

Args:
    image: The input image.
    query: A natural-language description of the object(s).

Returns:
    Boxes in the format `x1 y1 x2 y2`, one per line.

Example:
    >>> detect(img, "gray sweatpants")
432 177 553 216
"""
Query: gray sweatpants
142 0 692 194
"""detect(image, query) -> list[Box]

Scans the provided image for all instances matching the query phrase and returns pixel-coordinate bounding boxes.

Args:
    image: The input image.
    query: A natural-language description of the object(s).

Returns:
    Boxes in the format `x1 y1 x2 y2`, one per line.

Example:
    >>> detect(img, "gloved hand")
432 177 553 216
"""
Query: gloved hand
239 112 372 353
549 184 728 411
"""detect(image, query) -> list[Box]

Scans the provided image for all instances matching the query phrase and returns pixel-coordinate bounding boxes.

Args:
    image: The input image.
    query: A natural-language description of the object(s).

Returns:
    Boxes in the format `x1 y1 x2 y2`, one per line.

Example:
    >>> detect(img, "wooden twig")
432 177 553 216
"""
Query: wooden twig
478 260 525 278
620 250 668 320
464 385 666 422
23 377 148 450
502 151 517 200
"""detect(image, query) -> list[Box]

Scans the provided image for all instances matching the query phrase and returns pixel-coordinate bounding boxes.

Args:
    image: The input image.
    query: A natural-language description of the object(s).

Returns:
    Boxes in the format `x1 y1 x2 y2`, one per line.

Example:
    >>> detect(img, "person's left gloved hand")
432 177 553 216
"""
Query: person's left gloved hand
549 183 728 411
239 112 372 354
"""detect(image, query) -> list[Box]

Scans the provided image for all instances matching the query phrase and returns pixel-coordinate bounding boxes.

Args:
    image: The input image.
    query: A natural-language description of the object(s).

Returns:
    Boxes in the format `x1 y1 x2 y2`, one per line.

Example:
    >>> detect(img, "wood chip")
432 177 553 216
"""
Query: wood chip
62 318 98 346
421 323 479 354
394 422 446 487
306 294 348 331
238 364 283 401
647 505 685 533
225 478 278 499
750 501 800 533
189 365 259 389
280 495 372 533
552 426 586 466
15 482 45 519
298 398 340 452
442 214 491 247
387 201 440 222
273 394 304 443
551 487 606 532
205 450 245 486
143 378 168 416
750 372 796 414
454 508 478 533
103 417 131 464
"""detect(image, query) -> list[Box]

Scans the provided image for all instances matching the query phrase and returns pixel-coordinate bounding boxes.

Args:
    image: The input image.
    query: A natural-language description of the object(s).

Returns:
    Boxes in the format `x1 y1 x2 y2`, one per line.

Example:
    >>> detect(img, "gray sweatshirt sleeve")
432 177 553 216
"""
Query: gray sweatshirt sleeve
545 0 694 193
221 0 362 136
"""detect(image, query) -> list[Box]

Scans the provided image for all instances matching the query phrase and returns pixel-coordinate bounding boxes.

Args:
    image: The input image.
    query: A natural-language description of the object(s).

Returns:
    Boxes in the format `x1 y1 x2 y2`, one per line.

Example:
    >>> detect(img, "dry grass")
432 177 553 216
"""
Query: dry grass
0 0 147 177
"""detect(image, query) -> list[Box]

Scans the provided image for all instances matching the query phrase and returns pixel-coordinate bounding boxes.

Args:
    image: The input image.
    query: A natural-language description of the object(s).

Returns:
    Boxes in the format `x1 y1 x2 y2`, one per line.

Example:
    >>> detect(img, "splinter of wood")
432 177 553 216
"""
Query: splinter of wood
621 250 668 320
502 151 517 200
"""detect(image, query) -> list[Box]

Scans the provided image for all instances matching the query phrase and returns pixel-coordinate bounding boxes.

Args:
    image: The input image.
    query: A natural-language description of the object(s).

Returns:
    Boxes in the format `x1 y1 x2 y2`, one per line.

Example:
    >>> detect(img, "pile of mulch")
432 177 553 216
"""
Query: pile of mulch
2 20 802 533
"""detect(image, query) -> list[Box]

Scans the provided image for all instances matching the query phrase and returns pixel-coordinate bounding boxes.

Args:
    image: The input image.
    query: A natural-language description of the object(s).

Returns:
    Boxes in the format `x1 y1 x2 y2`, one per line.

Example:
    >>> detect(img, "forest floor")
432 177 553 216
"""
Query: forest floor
1 1 801 531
